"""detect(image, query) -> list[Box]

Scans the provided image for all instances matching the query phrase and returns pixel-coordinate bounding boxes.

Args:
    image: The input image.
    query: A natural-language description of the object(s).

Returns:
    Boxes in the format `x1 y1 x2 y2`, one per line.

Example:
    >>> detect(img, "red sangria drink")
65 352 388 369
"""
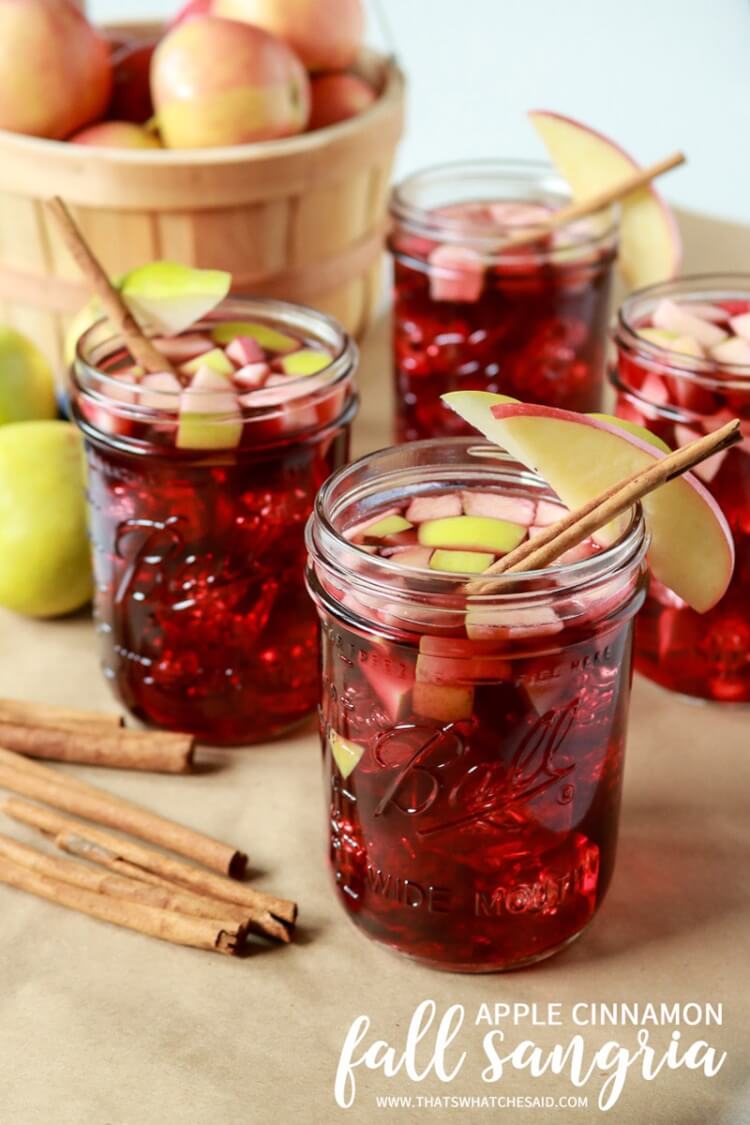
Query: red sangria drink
612 276 750 702
306 440 648 970
388 161 618 442
70 298 358 744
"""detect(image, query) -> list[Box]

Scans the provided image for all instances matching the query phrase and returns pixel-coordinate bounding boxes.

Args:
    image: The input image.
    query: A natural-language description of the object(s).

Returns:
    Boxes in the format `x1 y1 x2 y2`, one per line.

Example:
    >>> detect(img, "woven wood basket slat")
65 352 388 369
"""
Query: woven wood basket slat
0 30 404 374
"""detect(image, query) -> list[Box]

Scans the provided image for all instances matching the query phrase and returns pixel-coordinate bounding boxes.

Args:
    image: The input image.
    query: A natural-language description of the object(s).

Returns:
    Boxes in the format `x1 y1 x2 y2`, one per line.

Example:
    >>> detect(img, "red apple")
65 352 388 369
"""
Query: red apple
69 121 162 149
109 38 156 124
0 0 112 139
151 15 310 147
214 0 364 71
308 72 376 130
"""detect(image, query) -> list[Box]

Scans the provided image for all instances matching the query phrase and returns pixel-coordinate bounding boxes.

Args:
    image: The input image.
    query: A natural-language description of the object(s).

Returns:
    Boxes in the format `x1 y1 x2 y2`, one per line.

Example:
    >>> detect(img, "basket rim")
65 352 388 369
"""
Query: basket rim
0 44 405 168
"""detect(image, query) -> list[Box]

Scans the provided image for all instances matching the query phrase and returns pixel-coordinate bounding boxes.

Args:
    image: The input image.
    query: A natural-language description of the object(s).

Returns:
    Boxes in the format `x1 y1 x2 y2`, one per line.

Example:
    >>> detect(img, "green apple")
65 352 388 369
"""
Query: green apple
0 328 56 426
329 729 364 779
180 347 234 377
279 349 331 376
362 514 412 539
210 321 299 353
429 549 494 574
0 421 92 618
442 390 734 613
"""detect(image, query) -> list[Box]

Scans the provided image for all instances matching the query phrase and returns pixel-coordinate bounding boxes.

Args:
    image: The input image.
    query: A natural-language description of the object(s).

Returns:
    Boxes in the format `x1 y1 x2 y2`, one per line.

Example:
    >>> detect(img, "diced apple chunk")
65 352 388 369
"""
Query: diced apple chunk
329 729 364 779
181 347 234 377
405 493 463 522
233 362 271 389
387 546 433 569
670 335 704 358
465 604 563 640
151 333 214 362
683 302 729 323
653 299 727 349
279 349 331 376
343 507 400 542
360 661 412 722
460 490 536 525
412 680 474 723
428 244 484 303
418 515 525 553
176 366 242 450
138 371 182 410
674 424 727 483
226 335 265 367
711 336 750 365
363 514 413 540
534 500 569 526
210 321 299 354
729 312 750 341
429 549 494 574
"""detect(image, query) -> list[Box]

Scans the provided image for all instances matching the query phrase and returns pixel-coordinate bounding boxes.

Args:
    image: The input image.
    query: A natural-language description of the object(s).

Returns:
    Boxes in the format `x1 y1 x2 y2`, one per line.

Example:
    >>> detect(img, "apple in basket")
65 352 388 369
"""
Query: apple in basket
151 14 311 147
308 72 376 130
213 0 365 71
69 122 162 149
0 0 112 139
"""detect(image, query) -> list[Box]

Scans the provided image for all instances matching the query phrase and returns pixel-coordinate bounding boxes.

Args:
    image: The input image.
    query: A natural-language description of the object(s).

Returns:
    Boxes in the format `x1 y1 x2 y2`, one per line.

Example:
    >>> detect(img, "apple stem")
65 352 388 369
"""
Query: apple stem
468 417 741 591
46 197 177 377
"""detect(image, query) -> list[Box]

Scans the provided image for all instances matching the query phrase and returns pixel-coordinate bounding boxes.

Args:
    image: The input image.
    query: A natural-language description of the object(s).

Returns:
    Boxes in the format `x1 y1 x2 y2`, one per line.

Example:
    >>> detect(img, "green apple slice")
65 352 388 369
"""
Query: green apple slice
429 549 494 573
279 349 332 376
121 263 232 337
329 729 364 779
180 347 233 377
364 515 413 539
418 515 526 554
442 390 734 613
210 321 299 353
176 367 242 451
529 110 682 288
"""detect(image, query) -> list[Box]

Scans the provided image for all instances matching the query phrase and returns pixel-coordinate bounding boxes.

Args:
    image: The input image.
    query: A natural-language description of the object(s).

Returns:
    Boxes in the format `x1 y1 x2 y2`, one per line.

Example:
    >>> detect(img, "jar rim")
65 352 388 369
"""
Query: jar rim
614 273 750 390
69 296 359 443
389 158 619 263
307 438 649 613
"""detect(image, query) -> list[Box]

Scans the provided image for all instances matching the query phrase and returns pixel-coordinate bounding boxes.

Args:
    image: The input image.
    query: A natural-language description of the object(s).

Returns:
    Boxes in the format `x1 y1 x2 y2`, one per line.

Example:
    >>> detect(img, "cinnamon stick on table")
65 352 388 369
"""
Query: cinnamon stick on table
3 798 296 943
0 699 123 731
0 833 249 935
0 854 243 956
0 747 246 878
0 721 195 774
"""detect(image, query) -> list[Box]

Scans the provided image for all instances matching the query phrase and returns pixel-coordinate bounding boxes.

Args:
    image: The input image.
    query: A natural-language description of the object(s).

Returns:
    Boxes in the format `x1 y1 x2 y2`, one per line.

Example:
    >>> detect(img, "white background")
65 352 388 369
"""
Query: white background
91 0 750 224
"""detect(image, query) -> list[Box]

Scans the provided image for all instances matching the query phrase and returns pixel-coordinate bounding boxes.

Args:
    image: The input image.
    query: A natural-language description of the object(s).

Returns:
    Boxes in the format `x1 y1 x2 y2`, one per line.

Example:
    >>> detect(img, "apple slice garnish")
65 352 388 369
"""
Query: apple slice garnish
120 262 232 337
442 390 734 613
528 110 682 288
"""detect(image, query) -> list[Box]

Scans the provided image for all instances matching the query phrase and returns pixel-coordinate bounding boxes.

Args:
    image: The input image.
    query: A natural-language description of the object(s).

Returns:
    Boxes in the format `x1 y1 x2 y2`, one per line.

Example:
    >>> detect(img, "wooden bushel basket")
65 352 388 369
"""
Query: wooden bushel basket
0 25 405 374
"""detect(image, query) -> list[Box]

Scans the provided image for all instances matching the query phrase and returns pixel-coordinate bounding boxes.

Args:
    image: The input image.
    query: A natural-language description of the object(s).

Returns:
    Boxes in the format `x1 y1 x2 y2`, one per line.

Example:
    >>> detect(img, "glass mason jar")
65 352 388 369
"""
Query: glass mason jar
305 440 648 971
388 160 619 442
70 298 358 744
611 274 750 702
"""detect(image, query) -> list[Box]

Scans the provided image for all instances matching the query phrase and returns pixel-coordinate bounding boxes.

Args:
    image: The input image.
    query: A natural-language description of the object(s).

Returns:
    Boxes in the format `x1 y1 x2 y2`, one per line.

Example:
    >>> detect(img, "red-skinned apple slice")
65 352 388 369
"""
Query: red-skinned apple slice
442 390 734 613
528 110 682 288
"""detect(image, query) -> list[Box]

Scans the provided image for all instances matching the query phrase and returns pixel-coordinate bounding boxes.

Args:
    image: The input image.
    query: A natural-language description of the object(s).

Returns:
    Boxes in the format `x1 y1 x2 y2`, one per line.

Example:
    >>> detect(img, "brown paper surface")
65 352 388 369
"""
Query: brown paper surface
0 215 748 1125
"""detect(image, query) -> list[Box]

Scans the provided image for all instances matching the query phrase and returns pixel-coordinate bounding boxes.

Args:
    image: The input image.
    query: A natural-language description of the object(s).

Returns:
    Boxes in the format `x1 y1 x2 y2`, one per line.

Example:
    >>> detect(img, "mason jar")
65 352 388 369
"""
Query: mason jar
389 160 619 441
306 439 648 970
70 298 358 744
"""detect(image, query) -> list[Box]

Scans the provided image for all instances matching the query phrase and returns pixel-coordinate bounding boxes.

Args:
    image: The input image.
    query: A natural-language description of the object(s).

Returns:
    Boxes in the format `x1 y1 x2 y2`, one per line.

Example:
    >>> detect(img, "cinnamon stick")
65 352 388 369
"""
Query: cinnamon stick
0 832 248 934
0 747 246 878
0 855 242 955
0 722 194 773
0 699 123 731
55 833 254 929
3 799 297 943
46 196 177 377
